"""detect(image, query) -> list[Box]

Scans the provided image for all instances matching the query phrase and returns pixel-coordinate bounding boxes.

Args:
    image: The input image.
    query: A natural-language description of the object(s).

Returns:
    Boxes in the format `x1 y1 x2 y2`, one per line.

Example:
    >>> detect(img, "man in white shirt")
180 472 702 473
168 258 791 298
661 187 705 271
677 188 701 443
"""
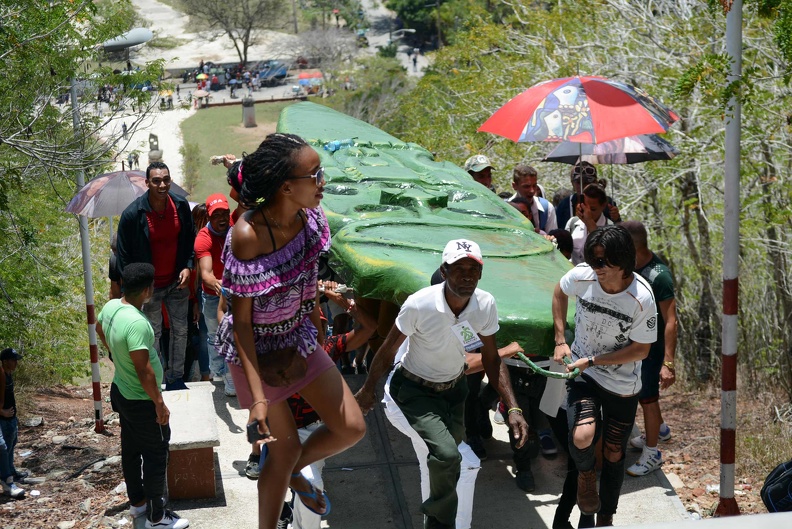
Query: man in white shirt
508 164 557 234
552 225 657 527
566 183 613 265
355 239 528 529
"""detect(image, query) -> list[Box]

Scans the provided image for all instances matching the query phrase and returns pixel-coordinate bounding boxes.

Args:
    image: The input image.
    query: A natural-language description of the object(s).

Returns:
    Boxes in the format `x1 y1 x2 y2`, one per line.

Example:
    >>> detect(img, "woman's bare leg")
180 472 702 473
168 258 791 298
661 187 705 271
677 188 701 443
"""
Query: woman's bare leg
295 367 366 471
258 401 301 529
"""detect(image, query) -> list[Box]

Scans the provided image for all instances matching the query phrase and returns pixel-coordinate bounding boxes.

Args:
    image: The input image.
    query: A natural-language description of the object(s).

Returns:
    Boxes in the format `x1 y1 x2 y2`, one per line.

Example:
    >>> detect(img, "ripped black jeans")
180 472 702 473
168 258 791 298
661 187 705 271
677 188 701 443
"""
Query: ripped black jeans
566 376 638 518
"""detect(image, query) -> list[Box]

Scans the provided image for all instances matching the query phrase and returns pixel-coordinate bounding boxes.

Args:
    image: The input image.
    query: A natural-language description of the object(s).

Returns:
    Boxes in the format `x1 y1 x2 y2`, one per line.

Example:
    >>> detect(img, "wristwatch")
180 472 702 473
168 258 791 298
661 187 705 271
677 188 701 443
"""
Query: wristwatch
587 355 595 367
663 361 675 371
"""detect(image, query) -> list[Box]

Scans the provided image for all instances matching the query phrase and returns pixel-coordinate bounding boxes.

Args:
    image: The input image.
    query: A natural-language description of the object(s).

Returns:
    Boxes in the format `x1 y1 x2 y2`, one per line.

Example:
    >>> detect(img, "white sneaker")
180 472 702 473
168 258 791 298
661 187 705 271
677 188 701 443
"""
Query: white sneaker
145 510 189 529
626 448 663 476
493 401 506 425
630 423 671 449
223 372 236 397
129 503 147 518
2 478 24 498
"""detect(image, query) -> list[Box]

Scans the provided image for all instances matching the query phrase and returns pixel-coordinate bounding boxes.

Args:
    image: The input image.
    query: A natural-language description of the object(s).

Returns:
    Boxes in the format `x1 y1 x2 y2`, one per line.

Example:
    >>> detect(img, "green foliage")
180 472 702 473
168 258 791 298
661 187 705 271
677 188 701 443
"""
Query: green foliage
385 0 515 42
378 41 399 58
180 103 296 201
0 1 162 386
0 178 112 386
326 56 412 123
180 142 202 194
147 36 188 49
382 0 792 392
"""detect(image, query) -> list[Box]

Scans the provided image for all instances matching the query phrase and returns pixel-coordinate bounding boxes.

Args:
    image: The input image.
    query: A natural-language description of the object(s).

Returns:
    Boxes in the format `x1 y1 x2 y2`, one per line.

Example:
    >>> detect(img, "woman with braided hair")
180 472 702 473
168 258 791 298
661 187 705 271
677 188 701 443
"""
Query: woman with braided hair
216 133 366 529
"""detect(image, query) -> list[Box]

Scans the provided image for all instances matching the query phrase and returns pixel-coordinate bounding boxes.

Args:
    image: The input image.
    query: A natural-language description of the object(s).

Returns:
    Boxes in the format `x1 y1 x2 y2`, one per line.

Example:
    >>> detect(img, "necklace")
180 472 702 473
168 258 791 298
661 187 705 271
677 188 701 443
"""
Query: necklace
266 210 288 241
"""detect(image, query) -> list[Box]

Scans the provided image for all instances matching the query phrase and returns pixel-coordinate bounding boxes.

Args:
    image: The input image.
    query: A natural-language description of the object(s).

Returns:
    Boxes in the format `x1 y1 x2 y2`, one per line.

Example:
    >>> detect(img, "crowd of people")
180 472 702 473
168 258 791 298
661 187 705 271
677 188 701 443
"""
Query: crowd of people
65 137 680 529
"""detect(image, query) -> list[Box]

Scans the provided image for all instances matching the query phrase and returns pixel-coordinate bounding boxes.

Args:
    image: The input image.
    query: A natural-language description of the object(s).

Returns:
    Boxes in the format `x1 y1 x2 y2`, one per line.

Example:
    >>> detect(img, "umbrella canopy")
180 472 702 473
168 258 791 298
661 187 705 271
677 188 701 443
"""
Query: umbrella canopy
196 73 208 80
194 89 209 97
66 170 188 218
298 72 312 79
478 76 679 144
542 134 679 165
311 71 323 79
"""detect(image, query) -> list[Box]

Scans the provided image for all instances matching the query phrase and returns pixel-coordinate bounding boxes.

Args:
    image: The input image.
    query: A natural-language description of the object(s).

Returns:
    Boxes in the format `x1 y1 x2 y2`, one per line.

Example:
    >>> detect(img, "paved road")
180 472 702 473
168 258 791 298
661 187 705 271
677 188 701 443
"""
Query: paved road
358 0 430 76
171 378 689 529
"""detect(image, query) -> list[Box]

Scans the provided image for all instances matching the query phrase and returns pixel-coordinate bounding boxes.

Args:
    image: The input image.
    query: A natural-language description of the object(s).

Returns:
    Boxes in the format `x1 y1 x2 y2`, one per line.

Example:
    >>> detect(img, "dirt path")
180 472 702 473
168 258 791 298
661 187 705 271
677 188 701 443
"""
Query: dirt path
1 383 775 527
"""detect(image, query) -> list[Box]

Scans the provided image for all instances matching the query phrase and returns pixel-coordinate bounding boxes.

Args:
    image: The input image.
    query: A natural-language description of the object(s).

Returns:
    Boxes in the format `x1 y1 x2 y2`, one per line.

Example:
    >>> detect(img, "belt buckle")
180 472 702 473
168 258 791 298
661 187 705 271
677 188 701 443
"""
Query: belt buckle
433 381 451 392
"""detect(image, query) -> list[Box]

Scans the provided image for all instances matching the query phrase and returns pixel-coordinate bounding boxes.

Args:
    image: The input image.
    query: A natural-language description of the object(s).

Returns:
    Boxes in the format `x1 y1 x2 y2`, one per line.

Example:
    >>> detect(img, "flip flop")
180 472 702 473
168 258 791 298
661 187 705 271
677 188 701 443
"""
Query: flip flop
290 473 331 517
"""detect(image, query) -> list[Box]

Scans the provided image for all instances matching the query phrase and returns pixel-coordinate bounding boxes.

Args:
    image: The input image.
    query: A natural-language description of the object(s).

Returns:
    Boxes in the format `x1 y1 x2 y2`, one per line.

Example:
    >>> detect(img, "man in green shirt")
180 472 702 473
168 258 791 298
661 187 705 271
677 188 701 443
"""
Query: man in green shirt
621 221 677 477
97 263 188 529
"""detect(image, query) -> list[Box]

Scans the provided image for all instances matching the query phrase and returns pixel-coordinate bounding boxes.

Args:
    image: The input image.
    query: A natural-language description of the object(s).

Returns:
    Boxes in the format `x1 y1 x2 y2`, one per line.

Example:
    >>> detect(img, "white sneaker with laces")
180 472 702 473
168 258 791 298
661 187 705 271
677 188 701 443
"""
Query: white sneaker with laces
2 478 25 499
223 372 236 397
145 510 189 529
626 448 663 476
129 503 147 518
630 423 672 449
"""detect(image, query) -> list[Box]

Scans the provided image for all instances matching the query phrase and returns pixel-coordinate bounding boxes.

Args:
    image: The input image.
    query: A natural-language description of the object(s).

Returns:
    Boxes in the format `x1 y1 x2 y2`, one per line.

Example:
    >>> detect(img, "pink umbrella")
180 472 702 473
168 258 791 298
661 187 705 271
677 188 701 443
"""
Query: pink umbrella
66 170 188 218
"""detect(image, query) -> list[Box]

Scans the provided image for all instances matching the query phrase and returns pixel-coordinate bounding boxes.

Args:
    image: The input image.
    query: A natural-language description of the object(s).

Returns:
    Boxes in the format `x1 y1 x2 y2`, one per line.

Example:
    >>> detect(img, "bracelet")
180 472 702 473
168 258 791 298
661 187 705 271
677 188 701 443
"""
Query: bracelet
663 361 675 371
555 342 566 347
507 407 523 415
249 399 269 410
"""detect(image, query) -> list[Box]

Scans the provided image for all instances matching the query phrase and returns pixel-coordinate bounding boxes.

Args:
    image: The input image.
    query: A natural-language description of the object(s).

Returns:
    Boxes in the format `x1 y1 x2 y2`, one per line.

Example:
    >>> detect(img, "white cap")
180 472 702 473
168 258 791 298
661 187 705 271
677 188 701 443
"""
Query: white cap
464 154 492 173
442 239 483 265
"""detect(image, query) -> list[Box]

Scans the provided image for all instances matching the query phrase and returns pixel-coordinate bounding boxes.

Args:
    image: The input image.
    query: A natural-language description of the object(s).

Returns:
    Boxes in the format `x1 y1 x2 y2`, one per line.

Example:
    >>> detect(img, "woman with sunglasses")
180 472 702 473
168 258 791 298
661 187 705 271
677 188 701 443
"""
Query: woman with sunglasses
556 162 621 232
551 225 657 527
216 133 366 529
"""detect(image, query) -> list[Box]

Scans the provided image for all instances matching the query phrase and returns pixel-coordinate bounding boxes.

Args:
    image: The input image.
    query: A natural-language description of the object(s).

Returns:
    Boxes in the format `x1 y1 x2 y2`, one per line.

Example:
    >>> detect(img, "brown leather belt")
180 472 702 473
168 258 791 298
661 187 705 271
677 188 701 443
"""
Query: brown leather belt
397 365 466 392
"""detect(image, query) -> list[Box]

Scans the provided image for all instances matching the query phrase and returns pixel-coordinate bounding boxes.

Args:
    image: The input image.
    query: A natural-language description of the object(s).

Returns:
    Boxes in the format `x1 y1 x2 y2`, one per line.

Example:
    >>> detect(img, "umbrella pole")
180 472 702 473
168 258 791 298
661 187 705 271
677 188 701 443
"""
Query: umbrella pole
70 78 105 434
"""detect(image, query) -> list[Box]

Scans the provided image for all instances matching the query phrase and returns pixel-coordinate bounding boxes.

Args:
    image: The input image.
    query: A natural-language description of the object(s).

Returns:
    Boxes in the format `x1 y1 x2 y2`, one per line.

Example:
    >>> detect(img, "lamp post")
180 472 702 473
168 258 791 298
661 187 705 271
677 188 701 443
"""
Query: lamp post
391 28 416 40
71 27 152 433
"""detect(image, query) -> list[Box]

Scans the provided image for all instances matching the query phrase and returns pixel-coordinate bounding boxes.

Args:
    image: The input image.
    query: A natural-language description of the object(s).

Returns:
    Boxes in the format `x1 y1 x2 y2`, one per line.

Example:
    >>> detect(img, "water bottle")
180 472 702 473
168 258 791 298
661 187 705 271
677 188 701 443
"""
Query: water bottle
324 138 356 152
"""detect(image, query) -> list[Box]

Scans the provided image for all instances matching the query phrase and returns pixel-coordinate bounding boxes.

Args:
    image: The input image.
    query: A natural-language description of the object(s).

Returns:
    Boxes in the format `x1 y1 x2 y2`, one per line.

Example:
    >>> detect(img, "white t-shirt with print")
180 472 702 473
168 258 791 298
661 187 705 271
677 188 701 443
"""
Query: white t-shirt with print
396 284 499 383
560 264 657 396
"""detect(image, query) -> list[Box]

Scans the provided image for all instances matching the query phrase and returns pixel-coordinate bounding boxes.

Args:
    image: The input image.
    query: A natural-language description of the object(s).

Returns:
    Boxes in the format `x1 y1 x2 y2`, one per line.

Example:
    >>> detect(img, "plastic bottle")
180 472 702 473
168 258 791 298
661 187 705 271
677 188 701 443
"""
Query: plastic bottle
324 138 356 152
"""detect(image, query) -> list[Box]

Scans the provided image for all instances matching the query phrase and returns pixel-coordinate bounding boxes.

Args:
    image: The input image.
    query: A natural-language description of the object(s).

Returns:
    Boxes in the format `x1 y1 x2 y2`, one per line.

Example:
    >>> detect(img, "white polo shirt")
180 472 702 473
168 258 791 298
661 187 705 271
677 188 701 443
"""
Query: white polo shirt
560 265 657 396
396 284 499 383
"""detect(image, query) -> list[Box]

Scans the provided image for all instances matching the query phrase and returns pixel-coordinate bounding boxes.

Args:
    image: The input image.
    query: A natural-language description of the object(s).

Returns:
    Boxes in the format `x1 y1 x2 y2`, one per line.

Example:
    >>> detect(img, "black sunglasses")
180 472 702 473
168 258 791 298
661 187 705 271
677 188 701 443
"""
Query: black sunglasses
572 165 597 178
589 258 609 269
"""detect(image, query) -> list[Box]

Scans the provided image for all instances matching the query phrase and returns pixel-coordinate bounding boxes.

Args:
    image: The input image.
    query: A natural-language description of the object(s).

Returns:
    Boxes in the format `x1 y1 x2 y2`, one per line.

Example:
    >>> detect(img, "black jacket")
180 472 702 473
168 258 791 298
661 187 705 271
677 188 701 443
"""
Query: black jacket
116 191 195 277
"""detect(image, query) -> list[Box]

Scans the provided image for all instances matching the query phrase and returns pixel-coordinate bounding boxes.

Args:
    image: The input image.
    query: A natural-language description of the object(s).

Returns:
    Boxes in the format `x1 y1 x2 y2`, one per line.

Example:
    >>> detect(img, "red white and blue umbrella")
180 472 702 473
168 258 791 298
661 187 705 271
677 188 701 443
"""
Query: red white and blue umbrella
478 76 679 144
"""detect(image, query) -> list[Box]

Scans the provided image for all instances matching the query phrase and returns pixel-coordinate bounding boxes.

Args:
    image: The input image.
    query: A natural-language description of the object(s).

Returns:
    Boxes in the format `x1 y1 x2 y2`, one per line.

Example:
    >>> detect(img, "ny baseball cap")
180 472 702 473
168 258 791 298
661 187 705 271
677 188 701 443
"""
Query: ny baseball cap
442 239 483 265
464 154 492 173
0 348 22 361
206 193 230 216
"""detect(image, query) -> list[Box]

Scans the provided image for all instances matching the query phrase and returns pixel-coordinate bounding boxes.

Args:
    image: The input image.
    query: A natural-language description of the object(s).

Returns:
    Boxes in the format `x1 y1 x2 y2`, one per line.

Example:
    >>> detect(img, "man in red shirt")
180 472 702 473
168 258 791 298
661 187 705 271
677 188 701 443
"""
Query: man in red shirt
117 162 195 391
194 193 235 397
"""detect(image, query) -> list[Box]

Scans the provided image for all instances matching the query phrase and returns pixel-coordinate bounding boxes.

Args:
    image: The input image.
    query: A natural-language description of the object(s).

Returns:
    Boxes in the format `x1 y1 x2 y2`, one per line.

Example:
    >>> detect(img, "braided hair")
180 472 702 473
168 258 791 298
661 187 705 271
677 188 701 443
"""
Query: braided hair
231 133 309 208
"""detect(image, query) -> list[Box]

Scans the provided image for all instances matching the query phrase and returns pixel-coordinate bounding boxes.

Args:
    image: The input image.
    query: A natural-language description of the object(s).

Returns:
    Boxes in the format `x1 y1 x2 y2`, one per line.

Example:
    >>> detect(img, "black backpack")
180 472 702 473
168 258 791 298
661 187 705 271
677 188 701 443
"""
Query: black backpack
761 458 792 512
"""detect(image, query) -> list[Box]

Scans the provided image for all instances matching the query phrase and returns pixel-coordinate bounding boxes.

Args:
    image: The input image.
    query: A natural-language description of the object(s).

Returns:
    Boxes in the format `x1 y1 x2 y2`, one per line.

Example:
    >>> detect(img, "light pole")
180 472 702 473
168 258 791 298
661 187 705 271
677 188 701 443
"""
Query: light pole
391 28 416 40
71 27 152 433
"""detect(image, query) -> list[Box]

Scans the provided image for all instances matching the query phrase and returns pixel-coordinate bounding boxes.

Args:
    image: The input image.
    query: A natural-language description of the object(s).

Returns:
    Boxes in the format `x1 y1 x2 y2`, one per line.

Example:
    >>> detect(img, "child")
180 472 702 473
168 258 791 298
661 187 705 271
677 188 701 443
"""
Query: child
0 347 26 498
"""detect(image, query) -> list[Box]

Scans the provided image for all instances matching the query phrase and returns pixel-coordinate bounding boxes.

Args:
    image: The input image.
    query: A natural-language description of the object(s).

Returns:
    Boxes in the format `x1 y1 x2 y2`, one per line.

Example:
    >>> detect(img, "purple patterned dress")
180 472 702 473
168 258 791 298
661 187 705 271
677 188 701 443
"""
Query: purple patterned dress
217 207 331 367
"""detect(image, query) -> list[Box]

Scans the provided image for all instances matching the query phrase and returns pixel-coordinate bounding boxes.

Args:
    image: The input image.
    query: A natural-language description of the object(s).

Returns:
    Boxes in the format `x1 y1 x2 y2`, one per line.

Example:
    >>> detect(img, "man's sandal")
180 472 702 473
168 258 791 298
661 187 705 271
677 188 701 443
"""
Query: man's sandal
290 473 331 517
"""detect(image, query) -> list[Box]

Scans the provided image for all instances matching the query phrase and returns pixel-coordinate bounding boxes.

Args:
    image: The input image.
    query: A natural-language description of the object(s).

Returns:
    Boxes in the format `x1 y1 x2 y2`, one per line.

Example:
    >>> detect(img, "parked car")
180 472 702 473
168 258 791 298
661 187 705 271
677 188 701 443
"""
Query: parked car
258 60 290 86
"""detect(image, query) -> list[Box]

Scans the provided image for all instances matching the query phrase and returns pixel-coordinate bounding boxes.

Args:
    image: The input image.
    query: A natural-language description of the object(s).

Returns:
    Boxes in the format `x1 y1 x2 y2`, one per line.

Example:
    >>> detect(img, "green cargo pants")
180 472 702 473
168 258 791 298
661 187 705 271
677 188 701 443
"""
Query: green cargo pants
390 368 469 529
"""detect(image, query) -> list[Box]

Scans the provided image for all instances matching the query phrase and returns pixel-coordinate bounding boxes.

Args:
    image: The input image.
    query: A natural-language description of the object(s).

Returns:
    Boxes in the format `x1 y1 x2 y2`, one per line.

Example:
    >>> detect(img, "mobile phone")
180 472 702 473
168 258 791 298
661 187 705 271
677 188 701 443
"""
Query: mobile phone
247 420 270 444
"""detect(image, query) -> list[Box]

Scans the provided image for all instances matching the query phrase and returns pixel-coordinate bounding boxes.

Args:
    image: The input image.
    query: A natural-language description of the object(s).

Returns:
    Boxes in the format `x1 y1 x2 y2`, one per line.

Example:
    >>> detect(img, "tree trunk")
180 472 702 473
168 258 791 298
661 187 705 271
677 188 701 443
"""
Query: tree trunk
679 162 719 382
760 141 792 397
